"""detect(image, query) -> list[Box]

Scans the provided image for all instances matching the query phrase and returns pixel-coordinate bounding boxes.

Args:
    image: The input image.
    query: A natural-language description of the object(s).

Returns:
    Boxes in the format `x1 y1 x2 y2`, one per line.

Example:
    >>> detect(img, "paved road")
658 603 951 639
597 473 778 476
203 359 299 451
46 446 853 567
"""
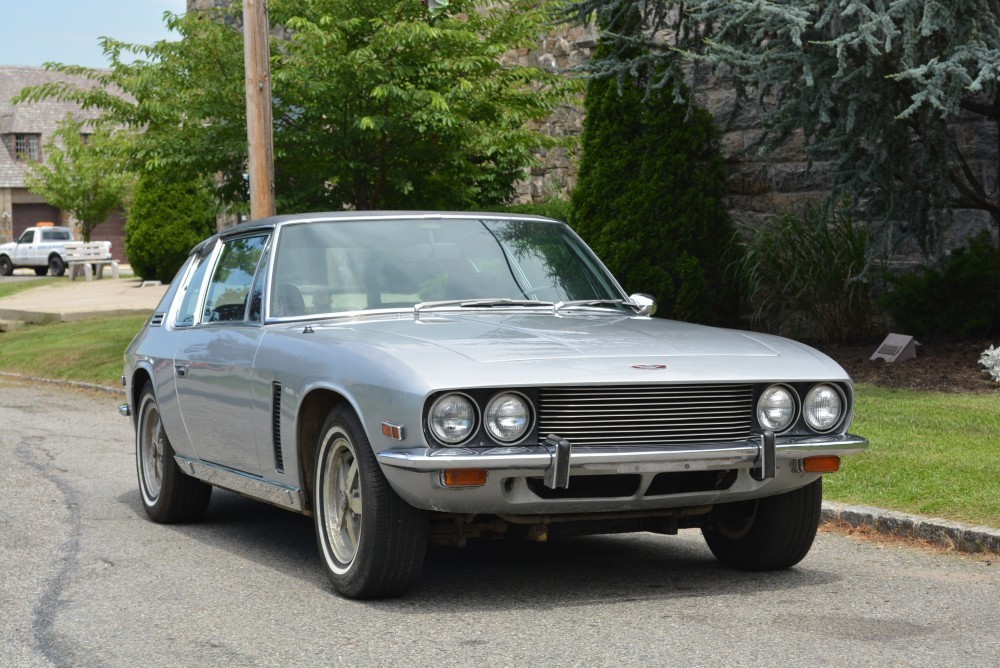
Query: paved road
2 381 998 667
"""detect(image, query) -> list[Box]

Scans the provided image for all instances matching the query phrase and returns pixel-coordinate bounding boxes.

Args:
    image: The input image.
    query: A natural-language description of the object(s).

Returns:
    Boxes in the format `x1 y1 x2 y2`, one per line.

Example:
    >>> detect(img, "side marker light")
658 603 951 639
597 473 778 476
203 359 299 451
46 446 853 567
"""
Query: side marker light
802 455 841 473
442 469 488 487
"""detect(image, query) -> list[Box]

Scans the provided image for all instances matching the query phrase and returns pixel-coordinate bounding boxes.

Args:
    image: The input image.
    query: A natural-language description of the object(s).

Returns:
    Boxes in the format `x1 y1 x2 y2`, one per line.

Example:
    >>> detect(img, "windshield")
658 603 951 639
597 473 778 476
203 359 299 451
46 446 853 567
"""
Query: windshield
269 217 625 317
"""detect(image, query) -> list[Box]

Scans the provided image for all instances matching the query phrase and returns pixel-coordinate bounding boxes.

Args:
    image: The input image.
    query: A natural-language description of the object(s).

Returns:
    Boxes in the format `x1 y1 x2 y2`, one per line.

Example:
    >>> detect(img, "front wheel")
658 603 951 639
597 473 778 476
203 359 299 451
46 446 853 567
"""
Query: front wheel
136 383 211 523
314 405 428 599
0 256 12 276
702 479 822 571
48 254 65 277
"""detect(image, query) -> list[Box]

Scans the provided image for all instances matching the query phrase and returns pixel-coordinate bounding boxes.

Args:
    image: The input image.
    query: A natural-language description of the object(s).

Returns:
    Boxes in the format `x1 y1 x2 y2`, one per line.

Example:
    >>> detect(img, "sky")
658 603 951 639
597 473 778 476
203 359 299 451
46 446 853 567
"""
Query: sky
2 0 188 69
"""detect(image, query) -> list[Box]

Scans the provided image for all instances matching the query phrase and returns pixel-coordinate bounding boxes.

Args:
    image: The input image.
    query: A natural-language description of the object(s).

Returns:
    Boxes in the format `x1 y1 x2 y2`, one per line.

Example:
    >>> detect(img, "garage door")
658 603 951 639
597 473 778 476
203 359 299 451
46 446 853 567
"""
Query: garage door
12 203 61 238
89 211 127 262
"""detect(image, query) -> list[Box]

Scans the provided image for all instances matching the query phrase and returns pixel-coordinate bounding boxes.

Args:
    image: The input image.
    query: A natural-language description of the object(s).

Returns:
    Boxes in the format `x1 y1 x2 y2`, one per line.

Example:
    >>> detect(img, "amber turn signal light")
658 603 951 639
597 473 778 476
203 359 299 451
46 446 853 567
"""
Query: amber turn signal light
442 469 488 487
802 455 841 473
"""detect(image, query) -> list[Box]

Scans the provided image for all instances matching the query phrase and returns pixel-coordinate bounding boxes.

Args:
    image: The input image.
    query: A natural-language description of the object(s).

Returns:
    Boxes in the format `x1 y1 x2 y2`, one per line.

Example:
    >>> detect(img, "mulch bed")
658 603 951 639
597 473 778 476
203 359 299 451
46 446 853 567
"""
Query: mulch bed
818 339 999 394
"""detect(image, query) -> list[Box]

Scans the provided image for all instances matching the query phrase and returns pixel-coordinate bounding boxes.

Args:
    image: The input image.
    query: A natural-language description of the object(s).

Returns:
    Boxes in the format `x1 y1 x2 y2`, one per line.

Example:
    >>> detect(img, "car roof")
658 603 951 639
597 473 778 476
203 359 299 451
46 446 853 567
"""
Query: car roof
192 210 565 255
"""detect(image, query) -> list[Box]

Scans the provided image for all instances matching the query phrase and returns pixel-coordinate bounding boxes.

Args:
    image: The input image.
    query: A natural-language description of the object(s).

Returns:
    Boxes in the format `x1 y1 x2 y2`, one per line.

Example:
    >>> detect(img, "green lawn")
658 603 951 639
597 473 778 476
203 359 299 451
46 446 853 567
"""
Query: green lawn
0 315 997 526
0 314 146 386
826 384 1000 527
0 277 58 300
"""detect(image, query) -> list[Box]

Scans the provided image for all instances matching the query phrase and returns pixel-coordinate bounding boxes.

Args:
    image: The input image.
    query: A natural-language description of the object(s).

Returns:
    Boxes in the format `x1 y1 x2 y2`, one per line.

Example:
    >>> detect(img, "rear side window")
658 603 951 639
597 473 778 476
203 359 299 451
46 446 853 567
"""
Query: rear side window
204 235 269 323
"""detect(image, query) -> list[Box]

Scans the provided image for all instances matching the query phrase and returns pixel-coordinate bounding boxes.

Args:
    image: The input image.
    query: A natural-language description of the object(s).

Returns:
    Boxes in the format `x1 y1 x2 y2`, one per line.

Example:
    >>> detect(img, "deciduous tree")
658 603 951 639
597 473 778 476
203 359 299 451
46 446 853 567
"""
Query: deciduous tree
18 0 579 214
24 119 133 241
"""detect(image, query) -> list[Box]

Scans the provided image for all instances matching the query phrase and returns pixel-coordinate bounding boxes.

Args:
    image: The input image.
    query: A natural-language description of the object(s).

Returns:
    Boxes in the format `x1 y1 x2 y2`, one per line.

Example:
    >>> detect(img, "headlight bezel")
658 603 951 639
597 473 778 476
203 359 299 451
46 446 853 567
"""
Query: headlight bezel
425 388 538 448
427 392 479 446
802 383 847 434
756 384 800 434
483 391 534 445
754 381 853 436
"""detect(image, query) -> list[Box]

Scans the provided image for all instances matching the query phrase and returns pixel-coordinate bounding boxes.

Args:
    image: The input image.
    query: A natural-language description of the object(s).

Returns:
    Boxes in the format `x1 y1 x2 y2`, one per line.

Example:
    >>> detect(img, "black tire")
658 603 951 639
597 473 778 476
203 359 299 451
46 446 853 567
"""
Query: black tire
135 383 212 523
48 254 65 277
702 478 822 571
0 256 12 276
314 405 428 599
34 267 49 276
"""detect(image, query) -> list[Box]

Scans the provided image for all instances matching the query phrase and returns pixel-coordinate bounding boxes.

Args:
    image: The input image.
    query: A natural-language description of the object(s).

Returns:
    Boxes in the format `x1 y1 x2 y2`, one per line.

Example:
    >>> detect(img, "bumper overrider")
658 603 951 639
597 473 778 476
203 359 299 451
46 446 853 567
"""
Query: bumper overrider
376 433 868 514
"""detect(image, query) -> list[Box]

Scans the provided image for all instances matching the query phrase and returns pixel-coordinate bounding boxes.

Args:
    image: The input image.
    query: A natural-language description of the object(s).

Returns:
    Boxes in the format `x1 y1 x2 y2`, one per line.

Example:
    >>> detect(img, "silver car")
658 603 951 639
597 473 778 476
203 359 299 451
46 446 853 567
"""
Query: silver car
121 211 867 598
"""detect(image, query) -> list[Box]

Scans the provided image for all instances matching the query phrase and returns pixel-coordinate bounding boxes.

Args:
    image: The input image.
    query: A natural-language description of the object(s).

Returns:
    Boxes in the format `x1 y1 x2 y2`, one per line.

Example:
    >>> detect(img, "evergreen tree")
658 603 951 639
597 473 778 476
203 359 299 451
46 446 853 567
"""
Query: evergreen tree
571 8 734 324
562 0 1000 258
125 174 218 281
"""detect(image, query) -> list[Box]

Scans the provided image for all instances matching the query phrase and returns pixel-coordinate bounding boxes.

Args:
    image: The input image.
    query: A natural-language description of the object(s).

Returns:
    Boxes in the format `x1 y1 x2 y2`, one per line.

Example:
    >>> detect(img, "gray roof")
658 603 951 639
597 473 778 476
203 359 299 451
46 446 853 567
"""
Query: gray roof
0 66 104 188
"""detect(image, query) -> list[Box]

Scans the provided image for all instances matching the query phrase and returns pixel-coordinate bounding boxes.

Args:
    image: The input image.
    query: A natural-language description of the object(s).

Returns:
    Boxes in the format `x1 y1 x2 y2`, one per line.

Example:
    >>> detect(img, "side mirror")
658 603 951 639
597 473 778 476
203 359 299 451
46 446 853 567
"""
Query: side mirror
628 293 656 317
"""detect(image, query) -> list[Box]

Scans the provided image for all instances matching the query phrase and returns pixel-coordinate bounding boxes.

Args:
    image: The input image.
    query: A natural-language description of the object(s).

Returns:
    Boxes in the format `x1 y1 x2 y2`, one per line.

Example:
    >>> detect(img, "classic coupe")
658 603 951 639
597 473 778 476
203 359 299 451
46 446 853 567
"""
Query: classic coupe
120 211 867 598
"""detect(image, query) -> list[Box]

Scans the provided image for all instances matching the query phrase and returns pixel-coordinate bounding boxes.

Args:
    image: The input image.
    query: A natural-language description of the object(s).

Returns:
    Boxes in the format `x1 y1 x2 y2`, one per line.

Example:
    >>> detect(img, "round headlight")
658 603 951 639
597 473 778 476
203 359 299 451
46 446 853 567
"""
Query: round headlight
484 392 532 444
803 384 844 432
757 385 797 432
428 393 477 445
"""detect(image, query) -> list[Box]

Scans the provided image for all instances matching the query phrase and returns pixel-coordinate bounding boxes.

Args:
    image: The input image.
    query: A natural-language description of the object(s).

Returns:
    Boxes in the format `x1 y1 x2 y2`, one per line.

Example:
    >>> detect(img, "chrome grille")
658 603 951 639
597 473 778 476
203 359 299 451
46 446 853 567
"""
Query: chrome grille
537 384 754 446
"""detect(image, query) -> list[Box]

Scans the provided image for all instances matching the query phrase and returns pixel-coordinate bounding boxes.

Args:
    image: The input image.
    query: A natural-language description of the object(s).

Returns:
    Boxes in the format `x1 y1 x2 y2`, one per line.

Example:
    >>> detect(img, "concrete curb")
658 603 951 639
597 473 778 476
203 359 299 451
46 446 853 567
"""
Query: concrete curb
822 500 1000 556
0 371 124 396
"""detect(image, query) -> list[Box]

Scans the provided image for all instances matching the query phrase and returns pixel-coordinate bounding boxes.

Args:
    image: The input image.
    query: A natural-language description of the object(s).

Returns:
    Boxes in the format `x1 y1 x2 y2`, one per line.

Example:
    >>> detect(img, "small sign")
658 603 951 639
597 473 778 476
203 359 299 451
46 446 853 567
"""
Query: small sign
870 333 919 363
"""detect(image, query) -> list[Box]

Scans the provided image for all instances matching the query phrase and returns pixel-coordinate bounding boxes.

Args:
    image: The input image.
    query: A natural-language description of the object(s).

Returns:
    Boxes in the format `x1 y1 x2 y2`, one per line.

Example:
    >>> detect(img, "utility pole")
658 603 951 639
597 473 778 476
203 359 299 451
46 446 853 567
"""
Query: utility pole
243 0 275 220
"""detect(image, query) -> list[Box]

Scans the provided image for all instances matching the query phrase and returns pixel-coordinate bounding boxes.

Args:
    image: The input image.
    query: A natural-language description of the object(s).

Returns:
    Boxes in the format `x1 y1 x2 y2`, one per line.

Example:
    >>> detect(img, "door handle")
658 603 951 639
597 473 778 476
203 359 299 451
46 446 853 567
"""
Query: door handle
175 364 189 378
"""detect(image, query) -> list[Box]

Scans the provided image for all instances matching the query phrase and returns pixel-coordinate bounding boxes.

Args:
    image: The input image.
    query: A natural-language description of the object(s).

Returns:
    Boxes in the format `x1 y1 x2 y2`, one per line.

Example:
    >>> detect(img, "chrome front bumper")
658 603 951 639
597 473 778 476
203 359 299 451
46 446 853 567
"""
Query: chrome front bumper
377 433 868 476
376 433 868 514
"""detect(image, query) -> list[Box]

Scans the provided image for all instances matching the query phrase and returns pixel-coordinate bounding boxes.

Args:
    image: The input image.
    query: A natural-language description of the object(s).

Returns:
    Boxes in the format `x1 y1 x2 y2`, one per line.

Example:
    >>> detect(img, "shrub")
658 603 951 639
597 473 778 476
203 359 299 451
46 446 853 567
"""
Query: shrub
125 174 219 281
980 345 1000 383
734 208 877 343
498 198 573 223
883 232 1000 339
569 19 735 325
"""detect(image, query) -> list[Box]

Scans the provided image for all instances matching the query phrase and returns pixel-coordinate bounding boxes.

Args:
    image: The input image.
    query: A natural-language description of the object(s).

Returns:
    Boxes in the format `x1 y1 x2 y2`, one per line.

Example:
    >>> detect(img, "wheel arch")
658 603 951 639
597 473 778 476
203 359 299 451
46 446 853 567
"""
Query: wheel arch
130 367 154 421
297 388 354 515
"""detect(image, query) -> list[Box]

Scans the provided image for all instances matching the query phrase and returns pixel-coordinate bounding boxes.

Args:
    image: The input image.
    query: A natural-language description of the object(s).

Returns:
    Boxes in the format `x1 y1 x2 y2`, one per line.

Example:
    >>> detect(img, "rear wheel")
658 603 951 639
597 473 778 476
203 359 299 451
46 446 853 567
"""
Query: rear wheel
0 256 12 276
48 254 65 277
136 383 211 523
314 405 428 599
702 479 822 571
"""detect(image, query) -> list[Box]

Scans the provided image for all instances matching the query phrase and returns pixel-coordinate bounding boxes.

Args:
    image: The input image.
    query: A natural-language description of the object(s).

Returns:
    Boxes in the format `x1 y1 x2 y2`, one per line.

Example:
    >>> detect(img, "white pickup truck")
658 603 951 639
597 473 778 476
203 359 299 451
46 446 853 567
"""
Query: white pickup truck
0 225 112 277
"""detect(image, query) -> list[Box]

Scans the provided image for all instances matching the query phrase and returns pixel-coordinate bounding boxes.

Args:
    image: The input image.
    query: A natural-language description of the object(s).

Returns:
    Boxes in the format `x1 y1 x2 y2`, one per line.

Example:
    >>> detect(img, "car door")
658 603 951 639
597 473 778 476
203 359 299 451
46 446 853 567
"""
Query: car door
13 229 36 265
173 233 270 475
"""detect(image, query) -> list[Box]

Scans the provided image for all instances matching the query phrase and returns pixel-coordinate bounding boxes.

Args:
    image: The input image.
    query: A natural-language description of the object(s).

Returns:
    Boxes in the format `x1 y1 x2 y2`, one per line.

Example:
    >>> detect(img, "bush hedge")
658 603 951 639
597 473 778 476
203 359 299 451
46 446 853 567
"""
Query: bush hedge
125 174 219 281
733 207 877 343
883 231 1000 339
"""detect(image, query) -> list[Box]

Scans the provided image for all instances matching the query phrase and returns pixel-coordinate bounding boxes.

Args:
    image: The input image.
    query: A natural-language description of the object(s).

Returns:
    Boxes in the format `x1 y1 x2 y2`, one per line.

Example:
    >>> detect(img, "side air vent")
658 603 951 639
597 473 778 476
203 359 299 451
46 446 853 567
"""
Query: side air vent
271 382 284 473
149 312 165 327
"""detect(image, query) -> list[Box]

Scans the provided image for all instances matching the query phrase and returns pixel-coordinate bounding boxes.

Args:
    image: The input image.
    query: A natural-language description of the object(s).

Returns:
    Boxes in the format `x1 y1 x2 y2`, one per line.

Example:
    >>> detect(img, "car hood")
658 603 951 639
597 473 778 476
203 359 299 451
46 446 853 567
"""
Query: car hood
298 311 850 386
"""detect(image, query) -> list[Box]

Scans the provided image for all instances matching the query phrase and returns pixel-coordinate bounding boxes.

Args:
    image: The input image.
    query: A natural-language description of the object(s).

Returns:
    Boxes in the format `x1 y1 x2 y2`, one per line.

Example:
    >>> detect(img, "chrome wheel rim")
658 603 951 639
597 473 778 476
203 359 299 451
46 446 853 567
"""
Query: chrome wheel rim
139 400 165 500
322 433 363 567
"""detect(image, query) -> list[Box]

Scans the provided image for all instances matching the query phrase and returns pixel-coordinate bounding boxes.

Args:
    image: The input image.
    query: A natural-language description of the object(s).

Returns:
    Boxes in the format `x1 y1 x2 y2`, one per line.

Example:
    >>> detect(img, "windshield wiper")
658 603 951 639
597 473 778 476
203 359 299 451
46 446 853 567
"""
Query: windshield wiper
414 298 553 314
554 299 640 314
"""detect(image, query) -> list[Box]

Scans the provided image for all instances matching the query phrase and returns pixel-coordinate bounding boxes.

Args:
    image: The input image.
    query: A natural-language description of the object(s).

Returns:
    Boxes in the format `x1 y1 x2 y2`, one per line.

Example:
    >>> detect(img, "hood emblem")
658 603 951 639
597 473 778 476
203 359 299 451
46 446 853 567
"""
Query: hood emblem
631 364 667 370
